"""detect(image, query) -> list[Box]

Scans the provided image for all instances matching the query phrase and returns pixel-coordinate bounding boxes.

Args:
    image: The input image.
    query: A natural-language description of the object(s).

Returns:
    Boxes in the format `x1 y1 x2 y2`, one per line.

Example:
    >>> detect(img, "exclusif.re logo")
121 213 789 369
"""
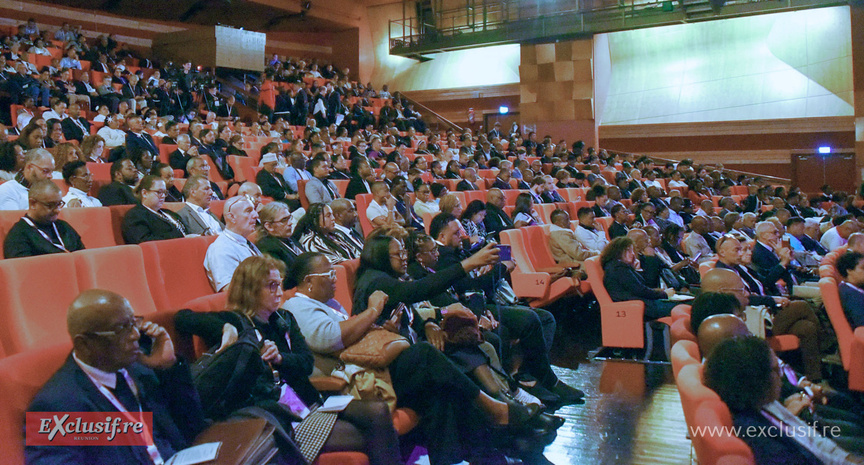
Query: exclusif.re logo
26 412 155 446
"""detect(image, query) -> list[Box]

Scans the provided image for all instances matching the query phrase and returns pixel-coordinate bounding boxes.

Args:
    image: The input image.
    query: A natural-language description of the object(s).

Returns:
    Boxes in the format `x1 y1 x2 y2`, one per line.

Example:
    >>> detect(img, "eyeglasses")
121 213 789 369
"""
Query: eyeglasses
85 316 143 339
35 199 65 210
307 270 336 280
268 216 291 225
266 281 282 293
147 189 168 197
30 164 53 176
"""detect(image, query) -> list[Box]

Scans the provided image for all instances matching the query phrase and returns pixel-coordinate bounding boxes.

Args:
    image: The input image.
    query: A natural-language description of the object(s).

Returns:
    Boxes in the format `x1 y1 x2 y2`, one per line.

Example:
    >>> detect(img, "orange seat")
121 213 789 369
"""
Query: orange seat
500 229 579 308
140 236 218 311
228 155 256 184
691 400 755 465
671 340 701 379
332 179 349 198
583 256 674 350
87 162 112 181
73 245 158 315
334 259 360 314
298 179 310 209
108 204 136 245
0 209 26 258
676 364 721 432
671 316 697 346
355 193 374 236
158 144 178 164
58 206 116 249
820 276 864 390
0 343 73 465
0 254 79 354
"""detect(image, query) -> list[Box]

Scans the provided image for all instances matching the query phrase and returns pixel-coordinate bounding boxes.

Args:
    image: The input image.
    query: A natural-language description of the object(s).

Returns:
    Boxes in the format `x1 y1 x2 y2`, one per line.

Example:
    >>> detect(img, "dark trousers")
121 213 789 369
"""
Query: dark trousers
485 304 558 388
773 301 821 380
323 400 402 465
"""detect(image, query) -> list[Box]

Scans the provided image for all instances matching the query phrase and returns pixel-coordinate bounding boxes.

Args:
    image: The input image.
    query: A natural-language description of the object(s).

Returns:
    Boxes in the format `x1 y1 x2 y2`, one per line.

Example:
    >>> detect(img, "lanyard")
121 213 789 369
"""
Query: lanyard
22 216 67 252
90 372 164 465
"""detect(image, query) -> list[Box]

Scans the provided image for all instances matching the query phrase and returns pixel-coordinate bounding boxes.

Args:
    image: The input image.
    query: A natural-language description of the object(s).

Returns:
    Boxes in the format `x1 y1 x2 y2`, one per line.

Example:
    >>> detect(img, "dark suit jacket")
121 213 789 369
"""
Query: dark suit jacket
210 181 224 200
602 260 665 303
257 235 303 288
608 221 629 239
26 356 206 464
799 235 828 256
456 179 477 191
3 217 85 258
840 282 864 328
168 149 190 173
60 117 90 142
121 204 185 244
483 203 514 241
751 241 794 295
732 409 820 465
344 175 371 200
715 260 778 307
125 131 159 155
516 179 531 190
97 181 138 206
490 178 511 190
256 169 291 202
742 195 761 213
593 204 611 217
541 191 565 204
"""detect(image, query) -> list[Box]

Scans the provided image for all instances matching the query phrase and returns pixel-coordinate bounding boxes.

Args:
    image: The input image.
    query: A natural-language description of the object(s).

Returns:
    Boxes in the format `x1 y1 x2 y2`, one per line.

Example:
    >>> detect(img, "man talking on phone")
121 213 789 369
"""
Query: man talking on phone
428 213 585 407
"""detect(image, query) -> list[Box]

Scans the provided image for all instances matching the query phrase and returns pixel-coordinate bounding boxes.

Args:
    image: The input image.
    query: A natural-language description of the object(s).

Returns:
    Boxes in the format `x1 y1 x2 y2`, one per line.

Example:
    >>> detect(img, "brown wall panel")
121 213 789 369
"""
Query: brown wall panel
600 132 854 153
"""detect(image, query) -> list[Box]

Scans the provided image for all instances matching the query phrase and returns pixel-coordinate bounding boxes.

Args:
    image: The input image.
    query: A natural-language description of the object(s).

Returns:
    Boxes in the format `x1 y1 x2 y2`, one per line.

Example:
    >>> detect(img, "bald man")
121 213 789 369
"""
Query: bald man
331 198 364 251
483 188 514 241
682 216 713 263
0 148 55 210
702 267 823 380
26 290 207 463
3 180 85 258
696 313 750 359
204 197 261 291
237 182 262 210
822 219 859 252
751 221 820 299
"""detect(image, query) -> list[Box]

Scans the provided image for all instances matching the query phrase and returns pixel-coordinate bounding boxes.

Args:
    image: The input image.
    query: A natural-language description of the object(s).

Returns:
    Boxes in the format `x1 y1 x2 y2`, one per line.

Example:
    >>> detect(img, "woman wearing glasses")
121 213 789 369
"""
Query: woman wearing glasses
121 175 186 244
176 256 402 465
288 248 550 465
601 236 678 319
256 202 306 288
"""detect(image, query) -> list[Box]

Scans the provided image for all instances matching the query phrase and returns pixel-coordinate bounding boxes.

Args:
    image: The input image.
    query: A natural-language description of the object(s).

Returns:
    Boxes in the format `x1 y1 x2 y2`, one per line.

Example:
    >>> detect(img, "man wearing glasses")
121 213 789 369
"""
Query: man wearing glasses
26 289 207 463
4 180 84 258
62 161 102 208
0 148 55 210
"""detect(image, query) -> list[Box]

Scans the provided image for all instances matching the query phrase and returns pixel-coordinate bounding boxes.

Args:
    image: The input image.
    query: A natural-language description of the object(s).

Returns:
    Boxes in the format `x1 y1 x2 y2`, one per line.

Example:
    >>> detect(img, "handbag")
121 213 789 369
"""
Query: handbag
441 308 483 346
339 328 410 368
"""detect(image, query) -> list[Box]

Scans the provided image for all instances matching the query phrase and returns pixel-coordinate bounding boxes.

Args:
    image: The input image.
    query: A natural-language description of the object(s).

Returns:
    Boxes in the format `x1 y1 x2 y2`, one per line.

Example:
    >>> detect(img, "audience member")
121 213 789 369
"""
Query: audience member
4 180 84 258
0 148 54 210
204 196 261 291
177 175 223 235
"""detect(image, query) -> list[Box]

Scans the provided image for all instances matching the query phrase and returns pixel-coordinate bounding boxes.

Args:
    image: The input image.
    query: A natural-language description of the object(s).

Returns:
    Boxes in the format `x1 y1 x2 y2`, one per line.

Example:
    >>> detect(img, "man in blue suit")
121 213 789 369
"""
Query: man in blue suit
27 289 207 464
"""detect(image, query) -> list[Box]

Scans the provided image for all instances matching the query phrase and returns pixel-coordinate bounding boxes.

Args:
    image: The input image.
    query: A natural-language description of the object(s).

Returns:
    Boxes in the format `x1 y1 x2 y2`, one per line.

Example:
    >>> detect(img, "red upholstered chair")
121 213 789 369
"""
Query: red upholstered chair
354 193 374 236
671 340 701 379
0 254 78 354
0 343 73 465
691 400 755 465
671 316 697 346
0 209 26 258
140 236 218 311
583 256 674 350
676 364 721 432
500 229 579 308
158 144 177 164
73 245 158 315
108 204 136 245
332 179 349 198
334 259 360 314
58 206 116 249
820 277 864 391
314 452 369 465
298 179 310 209
522 225 591 294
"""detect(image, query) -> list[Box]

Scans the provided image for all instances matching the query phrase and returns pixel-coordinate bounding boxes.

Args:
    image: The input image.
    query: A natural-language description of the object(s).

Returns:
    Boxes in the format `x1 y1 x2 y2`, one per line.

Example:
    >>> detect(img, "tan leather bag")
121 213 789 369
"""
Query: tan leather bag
339 328 410 368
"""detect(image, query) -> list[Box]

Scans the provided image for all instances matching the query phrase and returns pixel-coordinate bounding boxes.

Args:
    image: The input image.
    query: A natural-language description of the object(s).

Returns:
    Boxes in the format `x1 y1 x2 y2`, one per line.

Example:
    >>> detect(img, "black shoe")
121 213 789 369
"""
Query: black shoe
550 381 585 405
530 412 565 431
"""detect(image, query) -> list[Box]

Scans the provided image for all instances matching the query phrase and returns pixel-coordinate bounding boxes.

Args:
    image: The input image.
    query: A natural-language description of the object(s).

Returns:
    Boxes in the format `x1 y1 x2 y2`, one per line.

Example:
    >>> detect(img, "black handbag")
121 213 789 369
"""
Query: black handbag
191 321 281 421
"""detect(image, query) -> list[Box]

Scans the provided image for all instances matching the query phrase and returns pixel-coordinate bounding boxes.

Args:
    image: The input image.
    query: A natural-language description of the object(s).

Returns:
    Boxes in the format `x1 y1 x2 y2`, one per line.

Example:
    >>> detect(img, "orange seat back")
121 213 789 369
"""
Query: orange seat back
298 179 310 210
500 229 536 273
691 400 755 465
355 193 374 236
73 245 158 315
334 259 360 315
332 179 349 198
584 256 612 306
676 364 721 430
87 162 111 181
58 206 116 249
158 144 177 164
108 204 136 245
140 236 218 311
0 343 72 465
523 225 557 270
671 340 701 379
671 316 697 348
0 254 78 354
820 277 853 371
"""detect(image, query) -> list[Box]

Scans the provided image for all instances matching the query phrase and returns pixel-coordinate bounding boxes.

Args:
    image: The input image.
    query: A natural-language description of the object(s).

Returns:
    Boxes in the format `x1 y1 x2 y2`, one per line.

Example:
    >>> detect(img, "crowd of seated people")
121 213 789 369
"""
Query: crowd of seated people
5 15 864 465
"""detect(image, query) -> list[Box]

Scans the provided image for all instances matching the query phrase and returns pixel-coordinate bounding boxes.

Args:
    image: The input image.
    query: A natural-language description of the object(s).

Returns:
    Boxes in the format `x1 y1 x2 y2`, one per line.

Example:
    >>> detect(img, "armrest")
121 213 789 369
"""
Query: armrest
671 304 691 321
510 270 551 298
309 375 348 393
849 328 864 391
600 300 645 321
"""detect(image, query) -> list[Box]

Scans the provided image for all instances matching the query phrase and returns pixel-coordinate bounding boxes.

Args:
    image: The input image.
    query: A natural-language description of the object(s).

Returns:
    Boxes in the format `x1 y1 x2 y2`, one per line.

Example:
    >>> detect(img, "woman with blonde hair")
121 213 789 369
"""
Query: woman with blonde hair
175 255 402 464
80 135 106 163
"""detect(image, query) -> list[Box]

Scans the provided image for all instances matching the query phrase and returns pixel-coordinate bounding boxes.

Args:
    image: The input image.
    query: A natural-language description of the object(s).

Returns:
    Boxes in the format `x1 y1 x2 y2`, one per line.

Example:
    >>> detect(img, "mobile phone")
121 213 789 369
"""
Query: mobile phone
497 244 512 261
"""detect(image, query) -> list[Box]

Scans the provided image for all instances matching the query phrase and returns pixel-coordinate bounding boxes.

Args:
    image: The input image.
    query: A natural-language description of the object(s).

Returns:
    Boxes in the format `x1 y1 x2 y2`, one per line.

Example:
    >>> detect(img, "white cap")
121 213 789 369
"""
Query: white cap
261 153 278 164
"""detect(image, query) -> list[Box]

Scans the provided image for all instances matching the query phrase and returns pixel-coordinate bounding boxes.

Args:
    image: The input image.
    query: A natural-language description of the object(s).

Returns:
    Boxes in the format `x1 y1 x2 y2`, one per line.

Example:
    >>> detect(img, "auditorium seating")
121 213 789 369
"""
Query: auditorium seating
820 276 864 391
500 228 580 308
334 259 360 314
58 206 116 248
140 235 218 311
691 400 755 465
670 340 700 379
73 245 159 315
583 255 674 351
